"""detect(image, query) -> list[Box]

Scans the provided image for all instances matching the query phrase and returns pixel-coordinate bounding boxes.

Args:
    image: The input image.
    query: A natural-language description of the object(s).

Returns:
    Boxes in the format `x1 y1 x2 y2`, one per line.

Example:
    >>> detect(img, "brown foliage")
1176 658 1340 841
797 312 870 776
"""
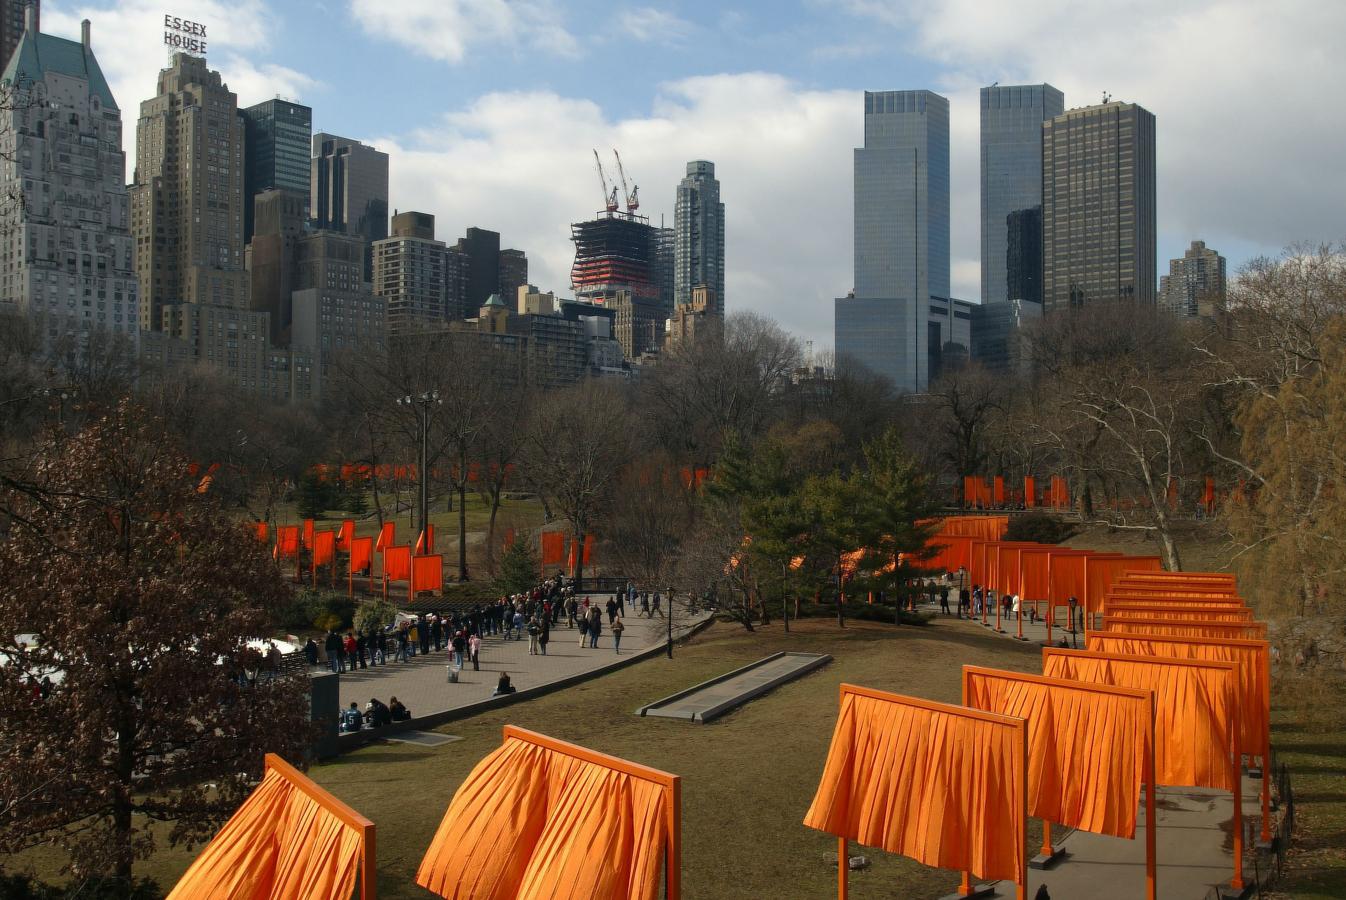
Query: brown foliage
0 402 314 883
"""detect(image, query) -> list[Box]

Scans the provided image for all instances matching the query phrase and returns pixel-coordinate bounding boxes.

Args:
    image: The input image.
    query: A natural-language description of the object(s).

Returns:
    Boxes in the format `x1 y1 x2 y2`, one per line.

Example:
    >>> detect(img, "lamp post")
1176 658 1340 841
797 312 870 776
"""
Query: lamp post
396 391 441 547
781 560 790 633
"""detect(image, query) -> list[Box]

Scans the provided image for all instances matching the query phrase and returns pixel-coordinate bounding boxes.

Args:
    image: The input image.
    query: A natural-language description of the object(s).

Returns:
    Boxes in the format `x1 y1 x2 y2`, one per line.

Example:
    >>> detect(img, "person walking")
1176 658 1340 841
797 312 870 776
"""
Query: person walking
939 586 951 615
606 596 618 625
588 606 603 649
651 591 663 618
324 631 343 674
469 632 481 671
539 616 549 656
512 608 525 640
303 637 319 667
639 592 651 618
355 632 368 670
611 614 625 654
566 596 578 629
452 629 467 668
578 611 589 647
527 616 541 655
616 586 626 617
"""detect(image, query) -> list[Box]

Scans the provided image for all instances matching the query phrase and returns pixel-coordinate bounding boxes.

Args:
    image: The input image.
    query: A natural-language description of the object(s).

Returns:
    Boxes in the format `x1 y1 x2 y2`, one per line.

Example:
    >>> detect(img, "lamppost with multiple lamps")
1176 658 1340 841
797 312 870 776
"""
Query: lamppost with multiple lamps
396 390 441 547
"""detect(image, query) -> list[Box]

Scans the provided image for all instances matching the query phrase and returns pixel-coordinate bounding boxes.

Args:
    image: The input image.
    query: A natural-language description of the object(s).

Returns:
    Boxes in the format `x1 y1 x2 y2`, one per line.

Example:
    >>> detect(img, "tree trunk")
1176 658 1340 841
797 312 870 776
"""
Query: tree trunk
572 526 585 591
458 466 468 582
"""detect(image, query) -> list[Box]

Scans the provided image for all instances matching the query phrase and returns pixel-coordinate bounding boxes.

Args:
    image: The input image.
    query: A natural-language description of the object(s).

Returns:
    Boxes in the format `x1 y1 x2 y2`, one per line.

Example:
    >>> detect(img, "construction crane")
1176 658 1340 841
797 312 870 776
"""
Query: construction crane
612 148 639 213
593 149 619 213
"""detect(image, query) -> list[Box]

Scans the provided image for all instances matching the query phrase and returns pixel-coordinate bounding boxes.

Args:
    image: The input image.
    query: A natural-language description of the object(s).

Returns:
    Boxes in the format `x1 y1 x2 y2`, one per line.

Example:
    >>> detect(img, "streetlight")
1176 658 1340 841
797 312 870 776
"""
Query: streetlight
396 390 441 547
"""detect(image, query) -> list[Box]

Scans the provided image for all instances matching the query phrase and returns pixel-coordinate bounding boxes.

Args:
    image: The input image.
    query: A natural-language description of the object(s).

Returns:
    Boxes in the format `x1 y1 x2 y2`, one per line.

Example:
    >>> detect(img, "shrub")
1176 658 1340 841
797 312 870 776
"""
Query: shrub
354 597 397 634
275 588 356 632
495 538 540 596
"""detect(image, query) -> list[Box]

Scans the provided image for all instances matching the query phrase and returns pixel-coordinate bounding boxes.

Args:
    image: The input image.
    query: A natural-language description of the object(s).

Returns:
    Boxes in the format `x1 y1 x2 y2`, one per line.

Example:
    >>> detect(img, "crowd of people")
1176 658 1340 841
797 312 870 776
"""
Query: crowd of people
325 575 672 731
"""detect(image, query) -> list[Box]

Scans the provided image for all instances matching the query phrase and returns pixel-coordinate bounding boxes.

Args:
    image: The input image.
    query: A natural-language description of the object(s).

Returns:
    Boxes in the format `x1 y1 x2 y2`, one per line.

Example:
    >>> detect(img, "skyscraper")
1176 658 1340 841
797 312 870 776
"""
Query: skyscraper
0 0 36 70
291 229 384 398
653 224 675 319
1158 240 1226 317
1005 206 1043 305
131 52 248 332
980 83 1062 304
0 12 137 350
373 211 448 335
455 226 501 309
311 132 388 278
674 160 725 317
835 89 949 393
247 188 307 343
1042 100 1157 310
241 99 312 245
497 247 528 313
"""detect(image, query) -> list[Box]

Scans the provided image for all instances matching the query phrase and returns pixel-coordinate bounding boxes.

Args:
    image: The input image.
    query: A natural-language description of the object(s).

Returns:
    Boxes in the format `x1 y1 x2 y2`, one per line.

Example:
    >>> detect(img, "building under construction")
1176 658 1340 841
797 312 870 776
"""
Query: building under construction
569 209 659 304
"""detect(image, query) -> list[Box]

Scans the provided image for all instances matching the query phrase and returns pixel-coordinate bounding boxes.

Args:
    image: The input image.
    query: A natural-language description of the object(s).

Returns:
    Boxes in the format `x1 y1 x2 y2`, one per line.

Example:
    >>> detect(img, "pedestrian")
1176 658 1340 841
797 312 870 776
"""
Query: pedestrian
640 592 651 618
588 607 603 648
303 637 319 667
342 632 358 671
325 630 343 674
651 591 663 618
266 641 283 681
355 632 368 669
452 629 467 667
939 586 951 615
578 611 589 647
407 620 419 657
566 596 578 628
512 608 525 640
539 616 549 656
612 614 625 654
527 616 540 655
419 615 431 655
469 632 481 671
616 585 626 617
606 596 618 624
431 615 443 652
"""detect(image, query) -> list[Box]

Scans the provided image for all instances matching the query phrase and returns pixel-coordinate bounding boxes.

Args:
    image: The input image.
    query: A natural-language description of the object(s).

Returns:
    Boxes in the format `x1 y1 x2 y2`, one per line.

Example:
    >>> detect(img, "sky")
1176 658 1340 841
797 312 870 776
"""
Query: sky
43 0 1346 350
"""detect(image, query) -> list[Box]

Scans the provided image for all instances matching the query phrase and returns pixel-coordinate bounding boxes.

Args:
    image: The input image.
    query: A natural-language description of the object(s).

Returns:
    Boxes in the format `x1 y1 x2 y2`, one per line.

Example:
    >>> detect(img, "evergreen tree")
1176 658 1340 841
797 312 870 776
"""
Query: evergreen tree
295 468 329 519
495 538 540 595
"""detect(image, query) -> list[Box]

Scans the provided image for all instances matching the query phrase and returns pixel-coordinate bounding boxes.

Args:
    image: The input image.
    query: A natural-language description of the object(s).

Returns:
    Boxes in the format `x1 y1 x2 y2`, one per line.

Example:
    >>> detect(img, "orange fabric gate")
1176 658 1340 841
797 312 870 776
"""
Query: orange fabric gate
167 753 375 900
416 726 680 900
803 684 1027 898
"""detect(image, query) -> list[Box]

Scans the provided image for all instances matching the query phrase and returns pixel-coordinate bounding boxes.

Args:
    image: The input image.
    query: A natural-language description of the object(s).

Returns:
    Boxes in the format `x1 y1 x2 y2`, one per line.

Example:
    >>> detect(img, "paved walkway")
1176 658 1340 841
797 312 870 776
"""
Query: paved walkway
331 596 708 720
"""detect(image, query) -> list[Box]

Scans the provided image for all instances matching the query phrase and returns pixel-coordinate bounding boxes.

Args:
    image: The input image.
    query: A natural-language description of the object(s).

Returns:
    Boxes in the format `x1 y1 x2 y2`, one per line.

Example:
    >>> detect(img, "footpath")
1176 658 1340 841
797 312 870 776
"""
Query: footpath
329 595 709 725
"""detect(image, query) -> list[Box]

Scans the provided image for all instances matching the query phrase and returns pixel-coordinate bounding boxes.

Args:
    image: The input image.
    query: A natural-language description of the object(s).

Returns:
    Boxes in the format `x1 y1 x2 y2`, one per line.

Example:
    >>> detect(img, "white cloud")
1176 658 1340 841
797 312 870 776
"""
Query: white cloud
378 74 856 347
44 0 320 174
617 7 694 43
836 0 1346 299
348 0 581 64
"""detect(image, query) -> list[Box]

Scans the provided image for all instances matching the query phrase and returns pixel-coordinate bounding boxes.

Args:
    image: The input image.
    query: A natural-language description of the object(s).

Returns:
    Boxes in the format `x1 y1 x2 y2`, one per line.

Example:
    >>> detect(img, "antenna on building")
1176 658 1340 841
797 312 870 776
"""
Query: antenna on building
593 150 619 213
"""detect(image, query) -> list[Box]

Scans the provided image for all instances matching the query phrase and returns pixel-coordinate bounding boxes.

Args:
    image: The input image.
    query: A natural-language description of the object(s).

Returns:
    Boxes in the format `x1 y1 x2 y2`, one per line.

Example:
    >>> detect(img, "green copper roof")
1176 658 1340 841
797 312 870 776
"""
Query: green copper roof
2 26 119 111
484 293 505 308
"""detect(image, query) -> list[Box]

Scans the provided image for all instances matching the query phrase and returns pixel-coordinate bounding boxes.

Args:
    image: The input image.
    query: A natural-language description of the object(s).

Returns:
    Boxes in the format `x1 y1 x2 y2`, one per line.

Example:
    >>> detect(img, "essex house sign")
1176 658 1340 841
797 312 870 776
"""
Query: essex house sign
163 14 207 56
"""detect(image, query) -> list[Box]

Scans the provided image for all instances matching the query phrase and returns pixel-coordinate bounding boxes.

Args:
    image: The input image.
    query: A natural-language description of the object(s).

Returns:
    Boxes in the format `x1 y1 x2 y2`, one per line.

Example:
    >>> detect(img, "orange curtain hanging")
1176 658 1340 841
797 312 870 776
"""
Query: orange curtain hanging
417 727 679 900
336 519 355 553
302 519 315 551
374 522 395 552
802 684 1027 886
349 537 374 577
416 524 435 555
412 555 444 594
993 476 1006 506
252 521 269 543
167 754 374 900
581 534 595 566
1101 618 1267 640
274 526 300 560
1042 649 1238 791
962 667 1149 839
1083 555 1163 614
1104 603 1253 622
540 532 565 567
1024 476 1037 508
312 531 337 568
383 546 413 583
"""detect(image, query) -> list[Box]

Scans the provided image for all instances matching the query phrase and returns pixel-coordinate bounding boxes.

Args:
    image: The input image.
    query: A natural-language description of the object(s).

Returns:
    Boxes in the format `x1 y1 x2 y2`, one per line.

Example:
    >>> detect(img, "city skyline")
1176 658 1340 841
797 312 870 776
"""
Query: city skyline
33 0 1346 350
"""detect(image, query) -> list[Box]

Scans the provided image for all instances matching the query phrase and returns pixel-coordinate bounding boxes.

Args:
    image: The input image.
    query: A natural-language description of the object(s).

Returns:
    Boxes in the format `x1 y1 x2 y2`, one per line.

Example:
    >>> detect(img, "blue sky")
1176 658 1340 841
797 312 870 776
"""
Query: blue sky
45 0 1346 349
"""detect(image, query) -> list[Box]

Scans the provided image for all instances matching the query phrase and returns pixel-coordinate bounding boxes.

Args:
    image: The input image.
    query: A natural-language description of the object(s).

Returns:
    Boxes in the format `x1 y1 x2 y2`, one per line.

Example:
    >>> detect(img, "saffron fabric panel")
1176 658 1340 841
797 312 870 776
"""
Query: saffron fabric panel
416 524 435 555
416 737 669 900
252 521 269 543
349 537 373 575
1083 556 1163 613
802 690 1024 883
1086 634 1268 757
302 519 315 551
312 531 337 568
1024 476 1037 508
384 546 412 582
167 768 362 900
1042 649 1237 791
963 670 1146 838
274 526 300 560
1105 604 1254 623
1048 553 1087 604
1101 618 1267 640
412 555 443 593
375 522 394 552
582 534 595 566
541 532 566 566
336 519 354 552
1019 550 1052 601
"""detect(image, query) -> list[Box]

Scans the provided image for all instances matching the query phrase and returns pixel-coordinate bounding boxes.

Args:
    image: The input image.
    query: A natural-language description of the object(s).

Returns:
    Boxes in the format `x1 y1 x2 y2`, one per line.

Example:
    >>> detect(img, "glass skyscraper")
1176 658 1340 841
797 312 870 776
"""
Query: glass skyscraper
241 99 312 244
836 89 949 393
311 132 389 280
980 83 1062 304
1042 101 1157 310
674 160 725 317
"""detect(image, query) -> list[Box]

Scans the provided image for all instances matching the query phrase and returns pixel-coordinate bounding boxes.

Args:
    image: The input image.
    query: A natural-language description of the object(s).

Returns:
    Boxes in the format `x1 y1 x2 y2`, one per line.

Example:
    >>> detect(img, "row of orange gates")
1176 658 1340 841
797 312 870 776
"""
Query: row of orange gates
964 475 1223 513
188 513 1268 899
258 520 598 600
